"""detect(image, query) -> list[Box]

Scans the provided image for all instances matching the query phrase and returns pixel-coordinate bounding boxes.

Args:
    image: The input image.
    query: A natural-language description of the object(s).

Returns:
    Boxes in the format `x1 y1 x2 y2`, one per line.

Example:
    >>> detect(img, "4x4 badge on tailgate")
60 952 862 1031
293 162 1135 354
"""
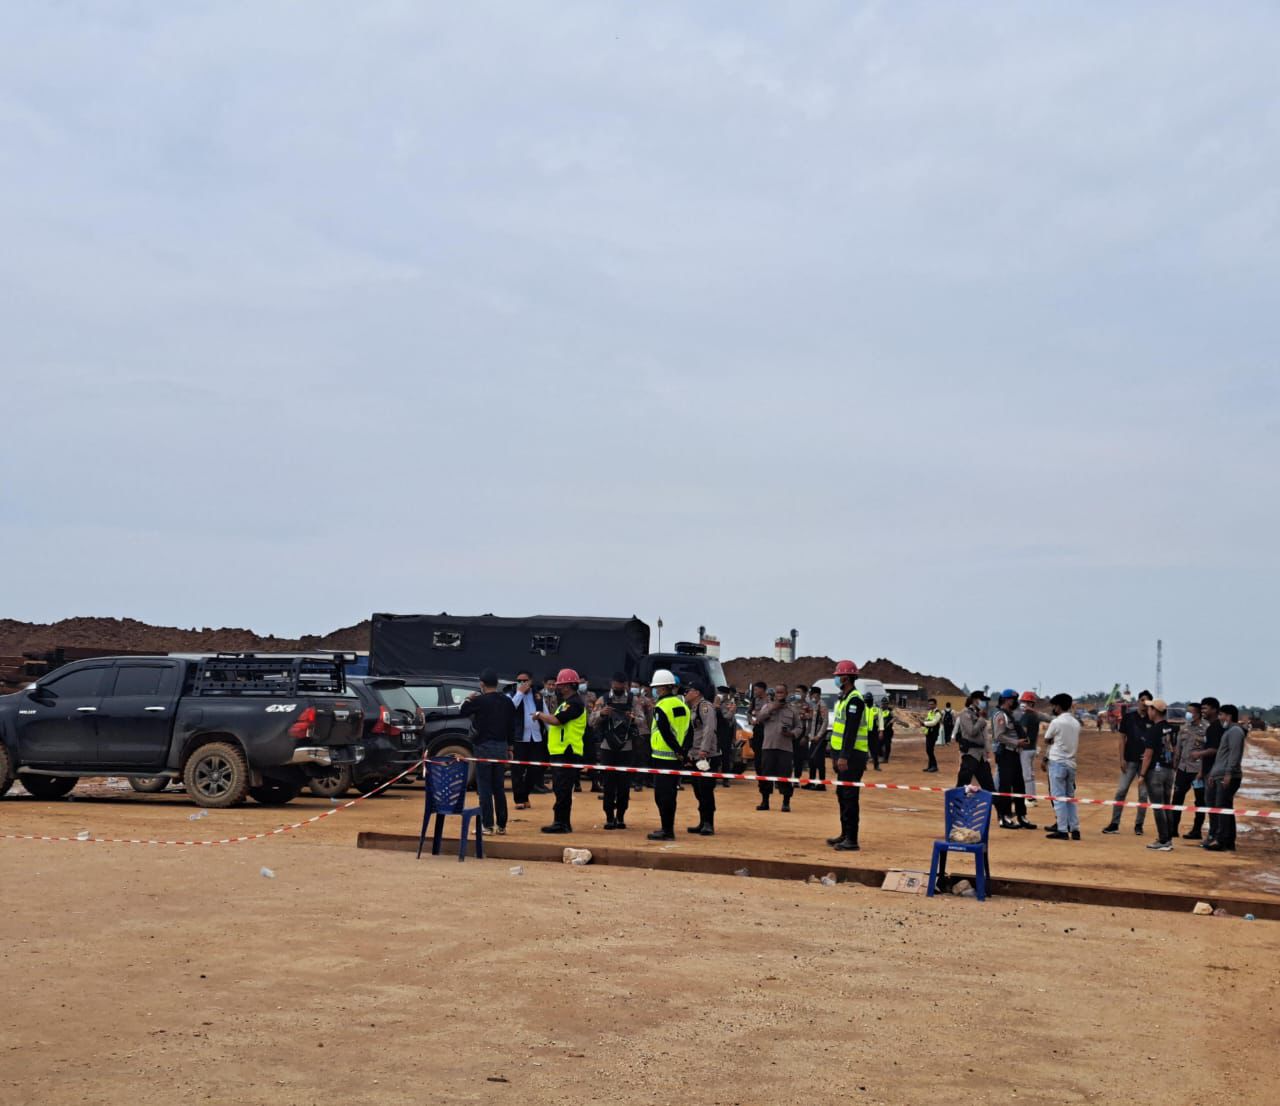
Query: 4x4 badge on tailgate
334 710 350 720
265 704 298 713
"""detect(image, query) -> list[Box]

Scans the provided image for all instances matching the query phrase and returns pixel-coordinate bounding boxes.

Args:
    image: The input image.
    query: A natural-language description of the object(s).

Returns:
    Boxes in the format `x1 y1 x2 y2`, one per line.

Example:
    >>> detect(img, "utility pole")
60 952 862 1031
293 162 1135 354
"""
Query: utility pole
657 618 664 653
790 628 798 661
1156 639 1163 699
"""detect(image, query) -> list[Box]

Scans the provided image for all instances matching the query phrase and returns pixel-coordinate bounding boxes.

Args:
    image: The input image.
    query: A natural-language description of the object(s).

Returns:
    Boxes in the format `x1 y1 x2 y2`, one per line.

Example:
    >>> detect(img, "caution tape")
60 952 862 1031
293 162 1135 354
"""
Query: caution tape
465 757 1280 822
0 758 427 847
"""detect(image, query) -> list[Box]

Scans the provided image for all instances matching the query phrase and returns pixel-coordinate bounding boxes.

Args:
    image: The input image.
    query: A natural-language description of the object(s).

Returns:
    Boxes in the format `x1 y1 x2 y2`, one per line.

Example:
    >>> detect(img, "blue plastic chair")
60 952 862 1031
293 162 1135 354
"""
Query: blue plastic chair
927 787 993 901
417 757 483 862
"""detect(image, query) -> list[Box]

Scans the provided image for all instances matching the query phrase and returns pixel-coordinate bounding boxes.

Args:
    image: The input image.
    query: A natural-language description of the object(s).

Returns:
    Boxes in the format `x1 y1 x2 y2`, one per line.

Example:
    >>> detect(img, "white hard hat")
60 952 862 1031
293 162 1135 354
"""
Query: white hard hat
650 669 677 689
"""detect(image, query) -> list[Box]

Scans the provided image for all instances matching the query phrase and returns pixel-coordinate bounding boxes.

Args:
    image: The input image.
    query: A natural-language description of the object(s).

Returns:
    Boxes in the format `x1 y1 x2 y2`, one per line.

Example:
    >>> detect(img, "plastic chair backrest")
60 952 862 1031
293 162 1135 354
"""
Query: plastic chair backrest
943 787 993 845
426 757 468 814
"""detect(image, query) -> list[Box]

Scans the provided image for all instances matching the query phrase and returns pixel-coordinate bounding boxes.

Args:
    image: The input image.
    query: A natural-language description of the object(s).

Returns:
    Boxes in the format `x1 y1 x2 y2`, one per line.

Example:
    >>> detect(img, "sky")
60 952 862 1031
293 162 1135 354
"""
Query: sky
2 2 1278 703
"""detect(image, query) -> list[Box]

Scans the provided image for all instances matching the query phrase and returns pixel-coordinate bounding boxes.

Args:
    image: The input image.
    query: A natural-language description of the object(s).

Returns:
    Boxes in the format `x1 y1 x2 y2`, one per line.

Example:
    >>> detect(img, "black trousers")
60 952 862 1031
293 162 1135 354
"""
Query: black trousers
1171 769 1203 837
632 742 653 789
807 736 827 783
597 745 632 823
1209 773 1242 848
957 755 995 793
835 749 868 843
881 726 894 763
692 755 719 826
718 723 736 773
757 749 794 801
749 725 763 772
549 751 580 827
868 731 882 768
511 739 546 803
924 729 939 770
654 760 680 833
994 747 1026 819
792 739 809 779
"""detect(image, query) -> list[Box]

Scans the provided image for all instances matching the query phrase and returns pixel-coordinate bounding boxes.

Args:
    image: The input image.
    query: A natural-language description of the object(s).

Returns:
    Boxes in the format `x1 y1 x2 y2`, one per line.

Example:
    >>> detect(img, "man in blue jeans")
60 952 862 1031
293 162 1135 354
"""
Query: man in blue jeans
1042 693 1081 840
460 668 517 835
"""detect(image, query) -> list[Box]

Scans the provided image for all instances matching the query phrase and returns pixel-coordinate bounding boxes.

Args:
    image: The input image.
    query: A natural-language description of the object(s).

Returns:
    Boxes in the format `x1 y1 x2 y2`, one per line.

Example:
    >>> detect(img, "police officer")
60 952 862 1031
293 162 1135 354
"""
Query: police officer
826 660 869 851
534 667 587 834
922 698 942 773
866 696 882 771
879 697 896 763
685 684 720 835
591 671 636 831
647 670 691 841
715 686 738 787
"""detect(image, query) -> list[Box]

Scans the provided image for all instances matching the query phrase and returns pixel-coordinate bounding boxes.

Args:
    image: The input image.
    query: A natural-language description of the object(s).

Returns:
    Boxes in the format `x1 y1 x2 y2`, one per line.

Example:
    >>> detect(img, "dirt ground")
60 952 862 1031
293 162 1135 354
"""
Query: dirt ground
1 728 1278 1104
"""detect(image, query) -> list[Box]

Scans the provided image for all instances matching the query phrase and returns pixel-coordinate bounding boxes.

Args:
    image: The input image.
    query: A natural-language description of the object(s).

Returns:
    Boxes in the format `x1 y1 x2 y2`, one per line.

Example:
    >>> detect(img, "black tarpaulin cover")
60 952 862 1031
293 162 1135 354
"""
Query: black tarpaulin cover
369 613 651 684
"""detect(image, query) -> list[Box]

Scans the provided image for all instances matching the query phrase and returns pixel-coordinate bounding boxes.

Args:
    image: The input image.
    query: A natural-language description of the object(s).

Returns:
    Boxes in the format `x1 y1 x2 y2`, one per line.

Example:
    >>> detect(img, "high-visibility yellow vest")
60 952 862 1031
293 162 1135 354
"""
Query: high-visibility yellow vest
650 695 690 761
547 698 587 757
830 689 870 753
923 709 941 732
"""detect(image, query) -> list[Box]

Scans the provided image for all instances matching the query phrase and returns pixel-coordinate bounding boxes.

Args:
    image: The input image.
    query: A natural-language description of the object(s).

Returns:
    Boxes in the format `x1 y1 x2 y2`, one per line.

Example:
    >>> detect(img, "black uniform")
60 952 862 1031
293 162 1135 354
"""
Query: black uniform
594 690 636 828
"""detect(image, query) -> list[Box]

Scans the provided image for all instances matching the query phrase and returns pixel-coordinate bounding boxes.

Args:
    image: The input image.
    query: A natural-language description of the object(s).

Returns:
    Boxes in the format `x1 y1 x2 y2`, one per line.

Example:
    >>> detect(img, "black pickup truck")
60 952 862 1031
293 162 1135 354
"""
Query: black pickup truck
0 653 365 808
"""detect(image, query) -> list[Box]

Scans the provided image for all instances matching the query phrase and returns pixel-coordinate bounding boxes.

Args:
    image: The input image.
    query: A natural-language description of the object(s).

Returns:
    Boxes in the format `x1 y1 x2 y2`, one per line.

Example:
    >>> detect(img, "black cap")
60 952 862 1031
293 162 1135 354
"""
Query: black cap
612 671 628 683
479 668 499 687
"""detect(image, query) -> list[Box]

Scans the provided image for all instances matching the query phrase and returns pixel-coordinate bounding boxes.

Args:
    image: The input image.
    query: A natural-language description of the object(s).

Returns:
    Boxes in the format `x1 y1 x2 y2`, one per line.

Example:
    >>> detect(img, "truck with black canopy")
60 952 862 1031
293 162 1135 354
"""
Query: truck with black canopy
369 613 726 697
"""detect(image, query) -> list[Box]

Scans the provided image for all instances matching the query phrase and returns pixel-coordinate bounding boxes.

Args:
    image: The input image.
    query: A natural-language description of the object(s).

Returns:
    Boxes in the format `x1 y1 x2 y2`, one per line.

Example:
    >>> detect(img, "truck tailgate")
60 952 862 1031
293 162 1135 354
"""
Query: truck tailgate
309 698 364 744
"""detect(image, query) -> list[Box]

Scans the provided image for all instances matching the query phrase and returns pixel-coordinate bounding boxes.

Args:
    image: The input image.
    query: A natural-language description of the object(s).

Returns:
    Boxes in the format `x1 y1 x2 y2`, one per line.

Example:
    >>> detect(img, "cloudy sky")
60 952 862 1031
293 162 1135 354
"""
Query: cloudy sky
2 2 1277 702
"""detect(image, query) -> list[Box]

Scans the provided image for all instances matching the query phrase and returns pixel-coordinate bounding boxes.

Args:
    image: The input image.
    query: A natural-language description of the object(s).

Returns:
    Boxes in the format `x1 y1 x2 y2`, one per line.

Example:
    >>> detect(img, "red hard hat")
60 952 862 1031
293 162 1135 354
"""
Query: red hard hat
833 660 859 677
1019 691 1036 703
555 668 581 686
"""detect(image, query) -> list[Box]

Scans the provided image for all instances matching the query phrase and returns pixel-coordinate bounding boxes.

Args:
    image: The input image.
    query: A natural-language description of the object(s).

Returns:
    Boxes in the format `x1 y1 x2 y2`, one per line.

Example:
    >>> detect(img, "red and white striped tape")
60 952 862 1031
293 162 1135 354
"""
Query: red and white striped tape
466 757 1280 822
0 758 426 847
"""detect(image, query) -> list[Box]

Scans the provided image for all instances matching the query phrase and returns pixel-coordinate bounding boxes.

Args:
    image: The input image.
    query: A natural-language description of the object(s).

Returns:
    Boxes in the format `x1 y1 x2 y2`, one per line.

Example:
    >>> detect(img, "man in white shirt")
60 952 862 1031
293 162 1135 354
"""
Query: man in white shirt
1041 693 1082 841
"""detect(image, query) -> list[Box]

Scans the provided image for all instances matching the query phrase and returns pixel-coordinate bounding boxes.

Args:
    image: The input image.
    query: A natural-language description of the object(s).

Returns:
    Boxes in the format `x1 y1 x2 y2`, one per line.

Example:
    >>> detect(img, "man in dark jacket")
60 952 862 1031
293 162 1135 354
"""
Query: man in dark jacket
591 672 636 831
461 669 517 835
1102 691 1152 836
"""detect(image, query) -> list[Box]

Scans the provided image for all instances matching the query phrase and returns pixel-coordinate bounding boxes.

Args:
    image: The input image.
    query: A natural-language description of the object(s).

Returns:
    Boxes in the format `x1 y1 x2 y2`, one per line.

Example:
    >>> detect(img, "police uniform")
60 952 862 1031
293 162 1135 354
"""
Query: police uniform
688 696 720 833
880 703 896 763
866 703 882 769
649 692 691 838
593 689 636 829
922 706 942 772
829 687 870 848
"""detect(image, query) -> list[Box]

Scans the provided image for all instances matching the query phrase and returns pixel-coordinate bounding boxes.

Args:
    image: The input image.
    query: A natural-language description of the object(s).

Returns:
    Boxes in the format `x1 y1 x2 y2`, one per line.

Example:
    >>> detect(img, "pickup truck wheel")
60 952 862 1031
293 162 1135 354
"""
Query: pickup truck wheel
183 742 249 808
307 765 352 799
248 781 301 806
0 745 14 798
128 777 171 794
18 774 78 800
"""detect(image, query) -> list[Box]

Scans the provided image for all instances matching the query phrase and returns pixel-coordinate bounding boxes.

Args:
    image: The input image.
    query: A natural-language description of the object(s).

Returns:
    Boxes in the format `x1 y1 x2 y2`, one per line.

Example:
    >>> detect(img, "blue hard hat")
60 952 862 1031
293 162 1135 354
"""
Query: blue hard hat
999 688 1018 700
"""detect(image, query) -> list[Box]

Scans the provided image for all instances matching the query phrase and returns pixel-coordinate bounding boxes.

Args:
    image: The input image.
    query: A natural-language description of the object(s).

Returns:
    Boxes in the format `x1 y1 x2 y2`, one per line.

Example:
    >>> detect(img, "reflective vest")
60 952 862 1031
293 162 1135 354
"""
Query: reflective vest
547 698 587 757
923 709 941 733
650 694 690 761
830 689 870 753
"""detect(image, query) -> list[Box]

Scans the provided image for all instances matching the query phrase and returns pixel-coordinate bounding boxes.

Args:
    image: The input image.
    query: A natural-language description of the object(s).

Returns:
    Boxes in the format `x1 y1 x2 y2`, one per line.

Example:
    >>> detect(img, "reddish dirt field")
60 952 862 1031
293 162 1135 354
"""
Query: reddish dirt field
1 728 1277 1104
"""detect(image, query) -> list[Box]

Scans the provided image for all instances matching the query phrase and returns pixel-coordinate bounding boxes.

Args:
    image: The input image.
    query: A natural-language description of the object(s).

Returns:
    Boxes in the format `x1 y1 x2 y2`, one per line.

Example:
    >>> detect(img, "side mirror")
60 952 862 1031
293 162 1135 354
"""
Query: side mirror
27 685 53 704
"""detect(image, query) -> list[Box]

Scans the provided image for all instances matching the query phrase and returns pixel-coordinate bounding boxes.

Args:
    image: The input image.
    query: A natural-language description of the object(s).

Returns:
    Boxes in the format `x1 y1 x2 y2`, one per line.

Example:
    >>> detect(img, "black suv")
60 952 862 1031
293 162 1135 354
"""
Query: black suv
309 677 425 798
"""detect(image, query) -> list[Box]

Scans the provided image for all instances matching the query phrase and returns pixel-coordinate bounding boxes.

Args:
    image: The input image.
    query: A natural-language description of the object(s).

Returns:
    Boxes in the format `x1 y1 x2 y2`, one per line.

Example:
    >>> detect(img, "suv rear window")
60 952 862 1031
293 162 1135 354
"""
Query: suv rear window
371 685 419 714
405 685 441 708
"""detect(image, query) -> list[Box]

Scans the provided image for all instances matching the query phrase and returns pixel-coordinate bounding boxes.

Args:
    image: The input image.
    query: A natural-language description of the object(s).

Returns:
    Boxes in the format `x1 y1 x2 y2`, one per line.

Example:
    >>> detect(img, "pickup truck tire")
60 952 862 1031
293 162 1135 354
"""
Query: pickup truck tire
248 781 302 806
183 742 249 808
0 745 13 798
19 774 78 800
307 765 352 799
128 777 171 793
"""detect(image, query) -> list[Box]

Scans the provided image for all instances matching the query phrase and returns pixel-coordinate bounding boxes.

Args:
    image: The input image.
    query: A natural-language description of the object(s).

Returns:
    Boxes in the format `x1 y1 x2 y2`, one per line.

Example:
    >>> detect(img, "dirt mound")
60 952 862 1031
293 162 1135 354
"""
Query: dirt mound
0 617 373 691
722 655 965 705
0 617 370 657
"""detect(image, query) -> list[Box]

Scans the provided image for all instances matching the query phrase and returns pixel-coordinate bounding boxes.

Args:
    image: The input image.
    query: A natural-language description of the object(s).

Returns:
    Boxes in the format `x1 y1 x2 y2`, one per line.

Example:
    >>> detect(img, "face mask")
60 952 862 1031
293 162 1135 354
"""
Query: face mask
630 687 639 696
578 683 588 694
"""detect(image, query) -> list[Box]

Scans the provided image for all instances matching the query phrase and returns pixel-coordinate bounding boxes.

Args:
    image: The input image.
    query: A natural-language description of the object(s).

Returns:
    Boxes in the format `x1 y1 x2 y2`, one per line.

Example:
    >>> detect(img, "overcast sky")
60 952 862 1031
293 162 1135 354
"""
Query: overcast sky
2 2 1278 703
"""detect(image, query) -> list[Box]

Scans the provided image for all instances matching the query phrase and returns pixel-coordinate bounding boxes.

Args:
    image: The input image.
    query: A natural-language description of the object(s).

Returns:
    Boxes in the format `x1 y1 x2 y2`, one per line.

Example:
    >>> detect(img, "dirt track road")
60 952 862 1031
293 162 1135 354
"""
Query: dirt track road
1 728 1278 1104
3 839 1278 1106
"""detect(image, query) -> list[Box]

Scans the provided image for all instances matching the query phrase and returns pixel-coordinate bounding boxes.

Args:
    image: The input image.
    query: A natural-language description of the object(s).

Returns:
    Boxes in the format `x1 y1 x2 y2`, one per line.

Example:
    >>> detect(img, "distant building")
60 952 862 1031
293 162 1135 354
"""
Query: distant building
699 633 720 658
774 637 794 663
